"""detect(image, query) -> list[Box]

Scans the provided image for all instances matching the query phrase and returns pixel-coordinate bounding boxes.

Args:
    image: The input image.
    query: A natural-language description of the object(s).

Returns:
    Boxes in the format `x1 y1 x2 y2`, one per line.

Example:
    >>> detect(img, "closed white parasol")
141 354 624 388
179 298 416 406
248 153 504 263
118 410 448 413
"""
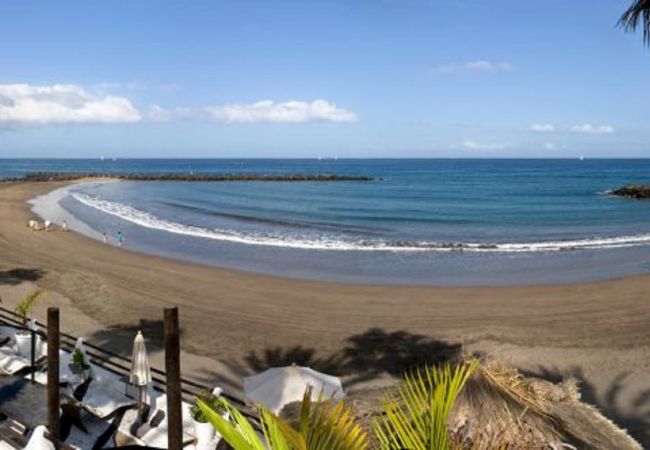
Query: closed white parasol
244 364 344 413
130 331 152 409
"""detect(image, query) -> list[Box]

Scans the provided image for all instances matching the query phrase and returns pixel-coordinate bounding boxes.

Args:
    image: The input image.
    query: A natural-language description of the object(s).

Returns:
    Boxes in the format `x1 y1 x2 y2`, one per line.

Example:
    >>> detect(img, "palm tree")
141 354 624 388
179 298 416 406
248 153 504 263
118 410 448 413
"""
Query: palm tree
619 0 650 46
196 388 368 450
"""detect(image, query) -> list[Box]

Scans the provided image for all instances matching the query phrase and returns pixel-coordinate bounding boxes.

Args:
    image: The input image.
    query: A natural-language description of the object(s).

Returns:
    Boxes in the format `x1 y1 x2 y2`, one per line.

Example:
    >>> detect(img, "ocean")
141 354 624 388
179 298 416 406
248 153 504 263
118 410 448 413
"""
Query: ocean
4 158 650 285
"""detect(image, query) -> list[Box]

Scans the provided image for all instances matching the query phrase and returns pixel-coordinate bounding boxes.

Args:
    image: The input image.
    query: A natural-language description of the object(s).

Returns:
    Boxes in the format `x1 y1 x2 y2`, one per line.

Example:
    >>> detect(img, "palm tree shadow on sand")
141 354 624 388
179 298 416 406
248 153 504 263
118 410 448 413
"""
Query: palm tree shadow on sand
243 328 462 381
524 366 650 448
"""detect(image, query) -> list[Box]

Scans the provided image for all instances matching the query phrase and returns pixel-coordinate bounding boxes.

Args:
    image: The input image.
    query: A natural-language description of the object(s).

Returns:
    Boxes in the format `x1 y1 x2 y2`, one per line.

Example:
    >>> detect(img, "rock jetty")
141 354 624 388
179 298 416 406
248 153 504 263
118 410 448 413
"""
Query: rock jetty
6 172 375 183
610 185 650 199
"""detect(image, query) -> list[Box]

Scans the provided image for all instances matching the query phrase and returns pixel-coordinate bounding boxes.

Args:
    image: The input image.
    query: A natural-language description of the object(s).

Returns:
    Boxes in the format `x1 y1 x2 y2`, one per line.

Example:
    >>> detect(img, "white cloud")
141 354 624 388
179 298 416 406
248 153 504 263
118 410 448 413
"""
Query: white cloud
0 84 358 127
461 139 508 151
570 124 614 135
433 60 512 74
544 142 556 150
0 84 141 124
530 123 555 133
146 104 196 122
205 99 358 124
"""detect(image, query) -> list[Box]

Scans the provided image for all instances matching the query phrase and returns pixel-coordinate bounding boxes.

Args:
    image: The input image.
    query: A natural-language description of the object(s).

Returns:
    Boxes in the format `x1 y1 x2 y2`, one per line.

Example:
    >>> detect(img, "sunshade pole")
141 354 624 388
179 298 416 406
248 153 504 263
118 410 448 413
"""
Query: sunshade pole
47 307 60 441
30 325 36 383
164 306 182 450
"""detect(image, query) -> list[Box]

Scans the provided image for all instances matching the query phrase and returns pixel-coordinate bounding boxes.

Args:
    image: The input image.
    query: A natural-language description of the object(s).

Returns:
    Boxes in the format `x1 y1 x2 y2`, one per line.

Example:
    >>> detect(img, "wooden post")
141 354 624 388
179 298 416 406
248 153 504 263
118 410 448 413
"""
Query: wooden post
47 307 60 441
164 307 182 450
30 327 36 383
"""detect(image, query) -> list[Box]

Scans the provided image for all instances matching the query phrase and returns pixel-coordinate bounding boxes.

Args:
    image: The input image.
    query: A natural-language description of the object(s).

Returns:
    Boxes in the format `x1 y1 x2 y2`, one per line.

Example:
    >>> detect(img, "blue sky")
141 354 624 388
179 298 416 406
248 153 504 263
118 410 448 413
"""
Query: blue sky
0 0 648 158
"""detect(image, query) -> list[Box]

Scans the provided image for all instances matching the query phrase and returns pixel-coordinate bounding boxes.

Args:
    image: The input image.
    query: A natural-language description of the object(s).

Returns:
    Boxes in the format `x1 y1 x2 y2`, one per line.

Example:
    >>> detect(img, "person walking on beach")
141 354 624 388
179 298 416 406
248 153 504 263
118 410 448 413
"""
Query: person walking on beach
102 232 108 243
61 220 68 232
116 230 124 247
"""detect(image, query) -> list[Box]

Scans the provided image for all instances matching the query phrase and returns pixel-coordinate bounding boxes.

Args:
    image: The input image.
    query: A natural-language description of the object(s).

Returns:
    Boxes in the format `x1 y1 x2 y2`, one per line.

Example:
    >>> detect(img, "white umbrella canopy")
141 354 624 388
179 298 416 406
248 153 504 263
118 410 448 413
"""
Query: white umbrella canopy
244 364 344 413
130 331 152 386
130 331 152 408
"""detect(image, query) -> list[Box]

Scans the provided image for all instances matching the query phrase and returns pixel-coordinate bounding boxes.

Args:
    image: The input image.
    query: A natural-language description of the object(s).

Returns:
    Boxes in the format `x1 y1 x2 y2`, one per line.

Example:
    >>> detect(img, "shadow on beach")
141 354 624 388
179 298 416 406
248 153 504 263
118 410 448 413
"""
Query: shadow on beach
85 318 170 355
524 366 650 448
245 328 461 379
0 268 46 286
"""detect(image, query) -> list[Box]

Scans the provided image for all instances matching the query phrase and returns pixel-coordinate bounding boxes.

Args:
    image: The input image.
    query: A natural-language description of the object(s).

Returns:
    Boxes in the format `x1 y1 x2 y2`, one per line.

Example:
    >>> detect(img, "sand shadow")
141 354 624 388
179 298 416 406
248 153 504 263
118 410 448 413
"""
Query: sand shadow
525 366 650 448
341 327 462 376
85 318 170 356
245 345 344 375
0 268 46 286
241 328 462 379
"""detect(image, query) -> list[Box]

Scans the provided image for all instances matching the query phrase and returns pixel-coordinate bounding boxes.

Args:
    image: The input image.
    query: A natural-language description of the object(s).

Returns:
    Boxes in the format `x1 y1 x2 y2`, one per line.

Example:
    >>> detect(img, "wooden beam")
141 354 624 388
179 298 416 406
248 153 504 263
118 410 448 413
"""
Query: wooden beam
47 307 60 441
164 307 182 450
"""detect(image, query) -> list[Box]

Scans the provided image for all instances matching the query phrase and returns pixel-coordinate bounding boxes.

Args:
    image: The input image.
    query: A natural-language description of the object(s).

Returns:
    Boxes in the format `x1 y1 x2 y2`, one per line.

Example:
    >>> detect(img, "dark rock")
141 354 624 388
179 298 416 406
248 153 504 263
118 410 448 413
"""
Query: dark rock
610 185 650 199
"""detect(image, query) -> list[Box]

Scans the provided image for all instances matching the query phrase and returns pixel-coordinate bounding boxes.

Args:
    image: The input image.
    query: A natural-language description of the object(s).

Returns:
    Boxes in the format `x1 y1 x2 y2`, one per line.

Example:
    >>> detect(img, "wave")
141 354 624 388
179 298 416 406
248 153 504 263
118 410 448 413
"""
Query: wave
70 193 650 253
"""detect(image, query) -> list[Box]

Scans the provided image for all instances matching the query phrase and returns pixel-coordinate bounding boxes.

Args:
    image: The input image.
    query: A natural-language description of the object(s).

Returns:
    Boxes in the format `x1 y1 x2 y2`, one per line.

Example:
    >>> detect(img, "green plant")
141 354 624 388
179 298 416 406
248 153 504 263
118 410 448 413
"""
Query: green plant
196 387 368 450
72 348 90 369
14 289 44 328
191 389 228 423
373 360 478 450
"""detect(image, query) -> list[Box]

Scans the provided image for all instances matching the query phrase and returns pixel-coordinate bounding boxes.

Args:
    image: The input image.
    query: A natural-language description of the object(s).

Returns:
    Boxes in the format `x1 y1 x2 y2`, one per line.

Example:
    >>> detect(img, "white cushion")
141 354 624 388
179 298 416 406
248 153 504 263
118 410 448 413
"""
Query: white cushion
23 426 55 450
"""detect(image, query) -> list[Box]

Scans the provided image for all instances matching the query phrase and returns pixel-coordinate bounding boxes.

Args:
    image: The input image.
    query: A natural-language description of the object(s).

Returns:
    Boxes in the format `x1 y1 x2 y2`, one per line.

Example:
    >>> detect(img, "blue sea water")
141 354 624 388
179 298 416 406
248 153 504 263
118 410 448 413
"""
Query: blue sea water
5 158 650 285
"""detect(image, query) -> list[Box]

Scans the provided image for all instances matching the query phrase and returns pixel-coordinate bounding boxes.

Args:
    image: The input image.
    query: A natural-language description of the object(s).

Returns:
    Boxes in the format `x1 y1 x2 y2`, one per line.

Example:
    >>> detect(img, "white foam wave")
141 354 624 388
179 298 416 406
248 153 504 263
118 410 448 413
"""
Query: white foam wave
71 193 650 252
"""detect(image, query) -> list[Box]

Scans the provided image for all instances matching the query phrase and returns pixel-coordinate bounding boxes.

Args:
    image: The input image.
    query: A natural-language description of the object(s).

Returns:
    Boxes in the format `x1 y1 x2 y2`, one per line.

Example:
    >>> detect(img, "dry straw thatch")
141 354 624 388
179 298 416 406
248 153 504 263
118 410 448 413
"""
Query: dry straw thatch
330 359 643 450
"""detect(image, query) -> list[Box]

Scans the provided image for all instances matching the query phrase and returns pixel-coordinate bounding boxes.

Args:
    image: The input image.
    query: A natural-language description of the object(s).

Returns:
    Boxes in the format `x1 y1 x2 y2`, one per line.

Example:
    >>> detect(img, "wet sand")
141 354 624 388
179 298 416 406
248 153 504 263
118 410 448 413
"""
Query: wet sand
0 181 648 444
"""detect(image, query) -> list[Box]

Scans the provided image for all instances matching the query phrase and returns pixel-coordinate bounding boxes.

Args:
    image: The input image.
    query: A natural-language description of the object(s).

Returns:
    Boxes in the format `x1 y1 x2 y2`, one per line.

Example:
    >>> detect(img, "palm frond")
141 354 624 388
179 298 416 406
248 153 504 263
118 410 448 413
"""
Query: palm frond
619 0 650 46
373 360 477 450
196 398 266 450
197 388 368 450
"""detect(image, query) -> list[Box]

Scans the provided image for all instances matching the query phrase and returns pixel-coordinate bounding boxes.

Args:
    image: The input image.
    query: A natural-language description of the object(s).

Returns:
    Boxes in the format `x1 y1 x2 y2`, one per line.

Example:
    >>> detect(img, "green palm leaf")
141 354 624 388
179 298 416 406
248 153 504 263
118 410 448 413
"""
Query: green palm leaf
374 360 477 450
196 387 368 450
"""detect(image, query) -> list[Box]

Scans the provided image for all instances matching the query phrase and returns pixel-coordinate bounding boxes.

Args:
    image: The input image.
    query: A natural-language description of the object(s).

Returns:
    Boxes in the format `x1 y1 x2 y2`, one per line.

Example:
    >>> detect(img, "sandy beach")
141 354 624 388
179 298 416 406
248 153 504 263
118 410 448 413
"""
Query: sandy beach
0 181 648 444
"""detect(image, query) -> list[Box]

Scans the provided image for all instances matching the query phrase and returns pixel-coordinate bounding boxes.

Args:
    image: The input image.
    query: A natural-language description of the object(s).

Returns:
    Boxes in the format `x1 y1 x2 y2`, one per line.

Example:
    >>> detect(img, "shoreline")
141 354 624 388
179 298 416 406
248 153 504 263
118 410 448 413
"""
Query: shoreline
1 181 649 442
28 179 650 287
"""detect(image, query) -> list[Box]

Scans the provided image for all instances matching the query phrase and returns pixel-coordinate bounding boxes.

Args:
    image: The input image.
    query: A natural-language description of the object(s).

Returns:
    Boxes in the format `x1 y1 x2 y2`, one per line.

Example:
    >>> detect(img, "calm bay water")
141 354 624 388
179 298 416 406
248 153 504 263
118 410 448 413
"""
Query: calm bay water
5 158 650 285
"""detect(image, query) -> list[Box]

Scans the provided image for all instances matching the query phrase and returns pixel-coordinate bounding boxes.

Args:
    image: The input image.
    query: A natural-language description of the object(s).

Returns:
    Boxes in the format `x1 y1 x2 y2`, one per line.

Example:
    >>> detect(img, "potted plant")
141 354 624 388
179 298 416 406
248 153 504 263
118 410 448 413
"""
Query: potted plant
69 348 92 382
14 289 44 357
190 390 229 444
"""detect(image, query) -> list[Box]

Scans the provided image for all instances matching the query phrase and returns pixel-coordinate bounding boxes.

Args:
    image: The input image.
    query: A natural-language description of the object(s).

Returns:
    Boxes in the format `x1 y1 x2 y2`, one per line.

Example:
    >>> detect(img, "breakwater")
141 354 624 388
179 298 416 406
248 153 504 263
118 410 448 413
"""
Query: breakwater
6 172 375 182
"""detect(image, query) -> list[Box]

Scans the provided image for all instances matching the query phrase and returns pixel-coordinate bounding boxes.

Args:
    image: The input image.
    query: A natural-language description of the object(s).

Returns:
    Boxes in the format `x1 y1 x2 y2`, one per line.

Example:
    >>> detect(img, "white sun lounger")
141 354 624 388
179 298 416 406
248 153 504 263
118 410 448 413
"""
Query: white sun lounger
81 383 137 419
119 391 198 449
26 348 80 386
80 365 137 418
22 426 81 450
0 332 47 375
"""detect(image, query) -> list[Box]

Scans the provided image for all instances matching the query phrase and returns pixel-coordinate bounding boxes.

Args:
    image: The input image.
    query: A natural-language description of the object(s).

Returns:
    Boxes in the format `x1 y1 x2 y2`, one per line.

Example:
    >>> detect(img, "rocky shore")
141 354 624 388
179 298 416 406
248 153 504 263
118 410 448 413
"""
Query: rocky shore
3 171 375 183
610 185 650 199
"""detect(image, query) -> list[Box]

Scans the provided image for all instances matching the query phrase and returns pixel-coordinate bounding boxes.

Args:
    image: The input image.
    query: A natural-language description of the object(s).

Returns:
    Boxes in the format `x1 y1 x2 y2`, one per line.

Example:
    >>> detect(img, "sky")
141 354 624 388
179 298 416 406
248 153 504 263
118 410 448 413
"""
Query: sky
0 0 649 158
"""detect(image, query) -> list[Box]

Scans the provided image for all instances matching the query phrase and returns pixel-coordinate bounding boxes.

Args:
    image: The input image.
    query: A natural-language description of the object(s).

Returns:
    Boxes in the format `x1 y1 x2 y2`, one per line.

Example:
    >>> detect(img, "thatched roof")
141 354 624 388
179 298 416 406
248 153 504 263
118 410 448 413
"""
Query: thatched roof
284 360 643 449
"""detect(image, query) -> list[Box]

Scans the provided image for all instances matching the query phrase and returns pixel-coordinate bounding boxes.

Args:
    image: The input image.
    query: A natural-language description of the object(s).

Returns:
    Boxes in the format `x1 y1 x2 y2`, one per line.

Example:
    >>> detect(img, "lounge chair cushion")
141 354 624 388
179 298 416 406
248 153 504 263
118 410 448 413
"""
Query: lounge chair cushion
0 347 31 375
82 383 136 418
23 426 55 450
